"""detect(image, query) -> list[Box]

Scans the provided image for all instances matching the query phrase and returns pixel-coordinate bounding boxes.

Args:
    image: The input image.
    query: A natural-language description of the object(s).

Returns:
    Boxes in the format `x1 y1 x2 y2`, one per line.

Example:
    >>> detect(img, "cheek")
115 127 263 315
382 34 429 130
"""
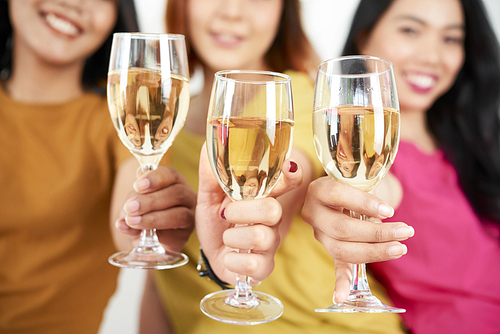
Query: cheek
91 5 118 41
368 36 415 65
187 4 210 51
255 18 280 43
249 9 281 53
443 50 464 84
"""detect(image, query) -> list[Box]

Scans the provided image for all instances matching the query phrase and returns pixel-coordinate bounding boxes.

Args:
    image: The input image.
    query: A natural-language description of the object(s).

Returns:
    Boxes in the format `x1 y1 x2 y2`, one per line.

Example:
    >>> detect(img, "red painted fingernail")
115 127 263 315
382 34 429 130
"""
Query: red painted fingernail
289 161 298 173
221 208 226 220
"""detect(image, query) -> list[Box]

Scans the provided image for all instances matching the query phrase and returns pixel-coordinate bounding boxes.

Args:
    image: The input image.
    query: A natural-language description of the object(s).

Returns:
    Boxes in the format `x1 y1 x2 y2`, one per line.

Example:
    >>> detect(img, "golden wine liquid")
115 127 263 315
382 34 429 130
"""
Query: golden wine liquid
207 116 294 201
107 68 189 166
313 106 400 192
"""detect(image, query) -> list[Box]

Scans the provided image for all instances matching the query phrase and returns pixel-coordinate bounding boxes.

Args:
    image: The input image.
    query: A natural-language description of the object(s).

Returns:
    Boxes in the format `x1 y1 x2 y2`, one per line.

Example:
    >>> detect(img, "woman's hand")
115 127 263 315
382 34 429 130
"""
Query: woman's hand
301 176 414 303
196 144 303 285
111 159 196 253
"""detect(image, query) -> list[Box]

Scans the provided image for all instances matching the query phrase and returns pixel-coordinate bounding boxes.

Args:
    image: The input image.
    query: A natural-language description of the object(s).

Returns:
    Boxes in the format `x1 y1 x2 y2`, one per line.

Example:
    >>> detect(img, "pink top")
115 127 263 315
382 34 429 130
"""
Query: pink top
369 141 500 334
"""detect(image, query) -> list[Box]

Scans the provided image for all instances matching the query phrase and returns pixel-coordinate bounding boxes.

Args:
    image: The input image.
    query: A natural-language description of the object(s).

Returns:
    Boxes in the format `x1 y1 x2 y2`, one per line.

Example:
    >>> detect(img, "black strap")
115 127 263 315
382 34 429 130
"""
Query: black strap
198 249 231 290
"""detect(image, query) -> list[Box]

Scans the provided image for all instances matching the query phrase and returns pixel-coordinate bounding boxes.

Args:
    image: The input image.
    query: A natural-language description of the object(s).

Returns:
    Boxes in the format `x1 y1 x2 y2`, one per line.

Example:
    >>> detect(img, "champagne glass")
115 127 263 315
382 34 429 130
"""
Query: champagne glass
312 56 404 313
201 70 293 325
106 33 190 269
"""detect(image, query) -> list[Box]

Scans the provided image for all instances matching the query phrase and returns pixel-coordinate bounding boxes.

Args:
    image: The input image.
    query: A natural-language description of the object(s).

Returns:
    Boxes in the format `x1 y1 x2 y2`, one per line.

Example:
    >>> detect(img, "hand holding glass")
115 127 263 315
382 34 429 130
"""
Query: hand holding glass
106 33 190 269
312 56 404 313
201 70 294 325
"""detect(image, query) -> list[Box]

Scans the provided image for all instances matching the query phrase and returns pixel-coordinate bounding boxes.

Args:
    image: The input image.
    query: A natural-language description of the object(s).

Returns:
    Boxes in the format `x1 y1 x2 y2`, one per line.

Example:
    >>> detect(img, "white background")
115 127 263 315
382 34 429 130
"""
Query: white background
99 1 500 333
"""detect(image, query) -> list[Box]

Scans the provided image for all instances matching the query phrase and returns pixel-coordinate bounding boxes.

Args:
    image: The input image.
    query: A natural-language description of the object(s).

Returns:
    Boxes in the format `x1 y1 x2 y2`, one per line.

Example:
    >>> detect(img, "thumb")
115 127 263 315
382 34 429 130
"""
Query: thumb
267 159 303 198
198 142 222 195
333 260 352 303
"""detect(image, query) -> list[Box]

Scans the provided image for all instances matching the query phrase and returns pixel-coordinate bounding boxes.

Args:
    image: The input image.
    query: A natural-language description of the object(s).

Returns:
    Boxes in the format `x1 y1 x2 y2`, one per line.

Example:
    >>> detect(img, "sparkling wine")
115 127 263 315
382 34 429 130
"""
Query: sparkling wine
207 116 294 201
313 106 399 192
107 68 189 166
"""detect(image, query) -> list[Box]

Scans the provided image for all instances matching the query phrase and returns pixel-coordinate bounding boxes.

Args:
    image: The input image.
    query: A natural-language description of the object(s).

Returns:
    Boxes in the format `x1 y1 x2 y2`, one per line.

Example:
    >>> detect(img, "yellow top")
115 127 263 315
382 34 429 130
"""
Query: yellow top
154 71 404 333
0 86 131 333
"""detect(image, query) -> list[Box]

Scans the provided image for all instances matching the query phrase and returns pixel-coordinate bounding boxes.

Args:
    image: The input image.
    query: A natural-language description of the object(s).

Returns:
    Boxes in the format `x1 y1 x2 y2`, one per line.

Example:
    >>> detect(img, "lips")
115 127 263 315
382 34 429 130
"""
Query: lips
43 12 81 37
404 72 438 94
211 32 243 47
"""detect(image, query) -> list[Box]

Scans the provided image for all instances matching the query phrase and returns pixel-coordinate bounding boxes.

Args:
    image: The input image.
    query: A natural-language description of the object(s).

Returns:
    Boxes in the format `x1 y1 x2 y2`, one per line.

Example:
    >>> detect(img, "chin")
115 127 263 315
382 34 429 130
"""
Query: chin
40 48 89 67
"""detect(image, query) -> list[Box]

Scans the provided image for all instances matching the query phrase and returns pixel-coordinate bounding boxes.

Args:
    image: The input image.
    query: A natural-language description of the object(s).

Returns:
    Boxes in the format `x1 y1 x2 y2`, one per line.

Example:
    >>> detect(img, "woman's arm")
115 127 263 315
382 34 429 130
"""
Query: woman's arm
139 273 174 334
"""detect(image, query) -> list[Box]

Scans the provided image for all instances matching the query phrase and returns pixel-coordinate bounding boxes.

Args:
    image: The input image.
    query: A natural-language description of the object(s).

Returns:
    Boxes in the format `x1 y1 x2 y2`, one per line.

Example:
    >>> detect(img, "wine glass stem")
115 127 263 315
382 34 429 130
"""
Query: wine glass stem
137 163 162 252
235 274 252 299
349 211 371 295
235 249 253 300
351 263 370 292
139 228 160 247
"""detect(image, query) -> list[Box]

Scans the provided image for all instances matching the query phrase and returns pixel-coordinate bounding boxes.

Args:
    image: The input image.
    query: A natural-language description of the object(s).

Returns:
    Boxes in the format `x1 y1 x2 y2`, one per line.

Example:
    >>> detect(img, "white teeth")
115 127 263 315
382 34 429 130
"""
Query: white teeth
45 13 79 36
216 33 239 43
407 74 436 89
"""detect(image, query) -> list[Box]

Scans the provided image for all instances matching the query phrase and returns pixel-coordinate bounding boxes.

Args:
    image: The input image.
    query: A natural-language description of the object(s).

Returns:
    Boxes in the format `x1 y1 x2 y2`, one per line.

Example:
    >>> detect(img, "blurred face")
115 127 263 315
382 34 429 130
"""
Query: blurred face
187 0 283 71
359 0 465 113
9 0 117 66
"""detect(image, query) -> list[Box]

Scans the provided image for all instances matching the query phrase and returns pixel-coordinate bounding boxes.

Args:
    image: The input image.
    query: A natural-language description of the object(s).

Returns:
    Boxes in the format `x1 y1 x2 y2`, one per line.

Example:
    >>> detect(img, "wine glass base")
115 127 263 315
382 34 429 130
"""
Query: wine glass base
108 250 188 270
315 293 405 313
200 289 283 325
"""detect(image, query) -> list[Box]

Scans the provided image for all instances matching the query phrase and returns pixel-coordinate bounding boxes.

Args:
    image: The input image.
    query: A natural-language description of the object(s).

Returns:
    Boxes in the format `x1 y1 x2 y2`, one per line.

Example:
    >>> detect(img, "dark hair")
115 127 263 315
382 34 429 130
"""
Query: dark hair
165 0 319 76
343 0 500 224
0 0 139 95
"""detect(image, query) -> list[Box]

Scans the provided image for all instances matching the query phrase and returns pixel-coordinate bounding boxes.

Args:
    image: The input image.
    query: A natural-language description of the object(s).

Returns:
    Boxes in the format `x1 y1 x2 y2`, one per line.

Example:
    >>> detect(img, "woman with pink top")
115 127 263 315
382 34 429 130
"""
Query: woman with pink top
302 0 500 333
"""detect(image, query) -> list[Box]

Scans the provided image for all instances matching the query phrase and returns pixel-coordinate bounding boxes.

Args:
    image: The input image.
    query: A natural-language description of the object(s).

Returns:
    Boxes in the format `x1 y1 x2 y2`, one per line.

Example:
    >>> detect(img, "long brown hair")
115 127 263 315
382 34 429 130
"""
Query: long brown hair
165 0 319 76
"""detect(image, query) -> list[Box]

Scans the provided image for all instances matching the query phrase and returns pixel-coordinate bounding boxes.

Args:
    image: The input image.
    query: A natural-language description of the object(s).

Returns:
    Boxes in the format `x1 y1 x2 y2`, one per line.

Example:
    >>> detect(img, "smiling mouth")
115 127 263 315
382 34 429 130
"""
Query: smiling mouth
211 32 243 46
405 73 437 91
44 13 80 37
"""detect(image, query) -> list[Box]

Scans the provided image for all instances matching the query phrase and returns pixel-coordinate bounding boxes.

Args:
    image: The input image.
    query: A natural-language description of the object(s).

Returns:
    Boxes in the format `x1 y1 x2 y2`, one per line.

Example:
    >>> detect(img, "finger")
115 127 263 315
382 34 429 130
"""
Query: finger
222 224 280 253
224 198 281 226
314 229 408 264
133 166 188 194
156 228 194 253
124 183 196 217
115 218 141 237
267 159 303 199
333 260 352 303
316 206 413 242
305 177 395 220
224 251 274 282
125 206 195 231
304 196 414 243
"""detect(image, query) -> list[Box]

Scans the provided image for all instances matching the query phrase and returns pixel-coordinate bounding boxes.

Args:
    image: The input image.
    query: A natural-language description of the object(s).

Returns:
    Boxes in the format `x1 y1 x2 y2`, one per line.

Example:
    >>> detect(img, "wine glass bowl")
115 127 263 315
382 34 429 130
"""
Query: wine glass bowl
106 33 190 269
201 70 293 325
312 56 404 313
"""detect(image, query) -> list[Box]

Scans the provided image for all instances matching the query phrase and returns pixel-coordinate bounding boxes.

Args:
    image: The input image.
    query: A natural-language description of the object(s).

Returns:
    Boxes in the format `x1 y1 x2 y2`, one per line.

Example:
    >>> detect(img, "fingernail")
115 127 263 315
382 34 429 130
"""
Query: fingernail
124 200 139 214
115 219 128 231
126 216 142 225
133 178 150 192
395 226 415 240
388 244 407 257
221 208 226 220
289 161 298 173
332 292 337 304
378 203 394 218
